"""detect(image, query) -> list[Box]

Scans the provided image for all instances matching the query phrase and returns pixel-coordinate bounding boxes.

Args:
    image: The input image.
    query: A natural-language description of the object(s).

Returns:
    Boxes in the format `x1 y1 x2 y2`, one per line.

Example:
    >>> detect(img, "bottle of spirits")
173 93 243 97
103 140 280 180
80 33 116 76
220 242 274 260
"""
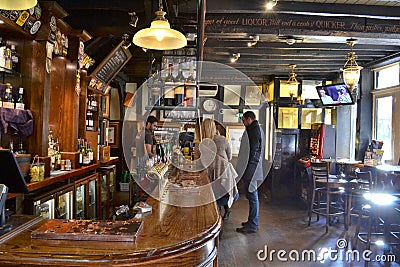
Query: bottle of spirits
184 64 197 107
78 139 83 165
15 87 24 110
164 64 175 106
3 83 14 109
82 141 90 165
0 38 6 69
87 142 94 164
4 48 12 70
10 45 18 72
174 68 185 105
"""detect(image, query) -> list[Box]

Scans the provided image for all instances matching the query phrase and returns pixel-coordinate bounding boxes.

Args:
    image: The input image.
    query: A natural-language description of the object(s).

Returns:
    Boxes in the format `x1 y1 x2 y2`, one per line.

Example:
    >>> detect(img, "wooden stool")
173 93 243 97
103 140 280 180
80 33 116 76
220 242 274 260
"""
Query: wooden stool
308 161 349 233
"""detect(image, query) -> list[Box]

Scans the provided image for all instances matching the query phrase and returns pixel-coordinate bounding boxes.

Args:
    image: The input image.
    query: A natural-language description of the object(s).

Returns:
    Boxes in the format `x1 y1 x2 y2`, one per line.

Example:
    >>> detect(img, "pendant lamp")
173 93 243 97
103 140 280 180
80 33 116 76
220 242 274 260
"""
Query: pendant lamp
287 64 299 99
341 39 363 92
0 0 37 10
132 0 187 50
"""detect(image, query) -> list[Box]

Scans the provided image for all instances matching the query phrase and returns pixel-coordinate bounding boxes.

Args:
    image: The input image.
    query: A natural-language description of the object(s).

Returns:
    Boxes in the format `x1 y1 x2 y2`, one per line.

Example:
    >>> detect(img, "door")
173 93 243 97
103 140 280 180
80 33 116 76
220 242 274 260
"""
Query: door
56 186 74 219
75 182 86 219
88 176 97 219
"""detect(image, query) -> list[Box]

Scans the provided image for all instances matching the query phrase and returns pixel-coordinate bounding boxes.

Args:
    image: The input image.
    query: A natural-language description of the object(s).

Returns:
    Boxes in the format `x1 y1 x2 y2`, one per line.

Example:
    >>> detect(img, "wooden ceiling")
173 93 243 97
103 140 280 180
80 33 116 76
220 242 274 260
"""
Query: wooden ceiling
53 0 400 84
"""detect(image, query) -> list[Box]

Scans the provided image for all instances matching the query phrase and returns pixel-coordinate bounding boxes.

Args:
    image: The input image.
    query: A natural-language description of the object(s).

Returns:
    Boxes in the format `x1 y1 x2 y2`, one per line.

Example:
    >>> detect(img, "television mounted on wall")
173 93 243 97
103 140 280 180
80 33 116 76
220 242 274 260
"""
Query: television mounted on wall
316 83 354 106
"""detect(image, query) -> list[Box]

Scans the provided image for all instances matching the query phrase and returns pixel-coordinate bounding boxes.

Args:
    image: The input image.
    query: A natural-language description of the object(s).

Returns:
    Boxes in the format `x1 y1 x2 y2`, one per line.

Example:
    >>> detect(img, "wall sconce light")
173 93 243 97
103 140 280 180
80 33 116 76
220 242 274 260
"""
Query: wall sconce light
341 38 363 93
266 0 278 10
132 0 187 50
287 64 299 99
0 0 36 10
230 53 240 63
128 12 139 28
247 35 259 47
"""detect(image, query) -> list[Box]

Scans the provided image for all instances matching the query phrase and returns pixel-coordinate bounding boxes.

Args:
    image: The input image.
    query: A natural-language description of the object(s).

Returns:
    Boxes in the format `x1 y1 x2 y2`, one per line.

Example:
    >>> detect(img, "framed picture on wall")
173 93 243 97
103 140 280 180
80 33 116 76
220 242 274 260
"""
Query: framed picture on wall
226 125 245 157
108 121 120 147
101 95 110 118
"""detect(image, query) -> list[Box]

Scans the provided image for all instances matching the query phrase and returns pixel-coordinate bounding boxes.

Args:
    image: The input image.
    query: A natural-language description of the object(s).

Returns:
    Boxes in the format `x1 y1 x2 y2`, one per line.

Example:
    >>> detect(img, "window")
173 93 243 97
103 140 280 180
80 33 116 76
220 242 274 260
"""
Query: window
375 63 399 89
375 96 392 161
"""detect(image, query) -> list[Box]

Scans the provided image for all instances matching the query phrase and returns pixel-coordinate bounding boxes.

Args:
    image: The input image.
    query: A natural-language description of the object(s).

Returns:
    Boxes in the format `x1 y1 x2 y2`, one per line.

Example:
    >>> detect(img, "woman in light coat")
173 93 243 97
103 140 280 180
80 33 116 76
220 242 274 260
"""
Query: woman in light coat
196 118 238 220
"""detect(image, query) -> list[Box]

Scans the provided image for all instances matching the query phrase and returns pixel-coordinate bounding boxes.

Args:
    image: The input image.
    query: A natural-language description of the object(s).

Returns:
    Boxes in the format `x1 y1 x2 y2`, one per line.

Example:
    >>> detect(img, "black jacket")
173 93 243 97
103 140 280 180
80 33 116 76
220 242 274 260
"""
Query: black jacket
237 120 264 183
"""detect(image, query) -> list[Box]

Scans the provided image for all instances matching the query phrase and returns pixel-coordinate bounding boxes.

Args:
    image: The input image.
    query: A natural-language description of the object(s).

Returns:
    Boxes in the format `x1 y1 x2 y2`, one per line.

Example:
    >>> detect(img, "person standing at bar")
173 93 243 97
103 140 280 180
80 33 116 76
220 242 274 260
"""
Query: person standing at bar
144 115 158 158
236 111 264 233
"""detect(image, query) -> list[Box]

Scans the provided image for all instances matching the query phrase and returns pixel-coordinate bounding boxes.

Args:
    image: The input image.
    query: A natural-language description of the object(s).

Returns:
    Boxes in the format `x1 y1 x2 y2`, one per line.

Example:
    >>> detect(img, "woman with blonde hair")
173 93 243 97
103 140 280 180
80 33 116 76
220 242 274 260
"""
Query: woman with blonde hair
196 118 238 220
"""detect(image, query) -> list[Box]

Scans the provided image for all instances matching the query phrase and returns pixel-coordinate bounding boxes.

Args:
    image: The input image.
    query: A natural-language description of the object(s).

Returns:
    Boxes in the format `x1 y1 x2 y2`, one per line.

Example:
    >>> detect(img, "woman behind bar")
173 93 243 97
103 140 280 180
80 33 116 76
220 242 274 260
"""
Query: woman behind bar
196 118 238 220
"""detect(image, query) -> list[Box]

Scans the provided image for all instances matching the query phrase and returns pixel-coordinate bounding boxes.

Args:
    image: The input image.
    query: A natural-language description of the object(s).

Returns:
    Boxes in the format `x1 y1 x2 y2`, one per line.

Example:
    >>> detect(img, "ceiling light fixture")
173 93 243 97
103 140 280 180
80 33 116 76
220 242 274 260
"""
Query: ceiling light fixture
287 64 299 99
128 12 139 28
230 53 240 63
341 38 363 93
0 0 37 10
247 35 259 47
132 0 187 50
266 0 278 10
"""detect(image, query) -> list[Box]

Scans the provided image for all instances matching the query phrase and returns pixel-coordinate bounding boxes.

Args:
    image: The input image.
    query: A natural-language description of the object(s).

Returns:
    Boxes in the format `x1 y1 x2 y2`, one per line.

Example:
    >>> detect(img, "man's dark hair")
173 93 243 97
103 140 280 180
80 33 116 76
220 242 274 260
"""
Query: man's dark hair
243 111 256 120
146 115 158 125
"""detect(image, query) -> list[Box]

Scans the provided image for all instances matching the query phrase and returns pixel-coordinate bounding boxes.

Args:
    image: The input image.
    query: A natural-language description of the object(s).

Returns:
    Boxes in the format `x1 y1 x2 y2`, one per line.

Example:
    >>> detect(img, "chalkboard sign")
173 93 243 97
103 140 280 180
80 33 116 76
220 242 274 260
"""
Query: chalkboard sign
90 40 132 85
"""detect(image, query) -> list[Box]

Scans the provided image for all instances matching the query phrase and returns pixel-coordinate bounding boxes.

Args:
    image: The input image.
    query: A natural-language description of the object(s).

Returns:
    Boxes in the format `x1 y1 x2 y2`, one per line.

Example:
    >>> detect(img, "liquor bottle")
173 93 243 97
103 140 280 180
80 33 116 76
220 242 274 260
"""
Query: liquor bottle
174 68 185 105
9 139 13 153
78 139 83 164
164 64 175 106
4 48 12 70
91 95 97 109
82 141 90 165
0 38 6 68
10 45 19 72
87 142 94 164
15 87 24 110
3 83 14 109
184 64 196 107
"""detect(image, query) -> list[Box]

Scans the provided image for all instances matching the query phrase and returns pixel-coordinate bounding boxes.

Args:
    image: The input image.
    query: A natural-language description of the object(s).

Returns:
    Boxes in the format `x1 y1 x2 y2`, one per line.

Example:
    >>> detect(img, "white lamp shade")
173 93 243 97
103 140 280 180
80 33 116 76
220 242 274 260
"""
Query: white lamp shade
0 0 37 10
133 20 187 50
342 66 362 88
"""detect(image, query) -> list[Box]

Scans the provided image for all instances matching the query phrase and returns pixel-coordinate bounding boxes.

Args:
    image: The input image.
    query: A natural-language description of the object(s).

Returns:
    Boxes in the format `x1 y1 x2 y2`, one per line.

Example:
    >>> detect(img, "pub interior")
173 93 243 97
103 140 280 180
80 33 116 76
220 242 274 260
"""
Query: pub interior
1 0 400 266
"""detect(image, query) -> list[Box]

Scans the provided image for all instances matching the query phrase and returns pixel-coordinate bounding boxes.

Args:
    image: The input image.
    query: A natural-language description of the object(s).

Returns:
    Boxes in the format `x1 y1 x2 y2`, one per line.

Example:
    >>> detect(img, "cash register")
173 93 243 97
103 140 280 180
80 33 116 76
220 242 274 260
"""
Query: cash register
0 149 28 230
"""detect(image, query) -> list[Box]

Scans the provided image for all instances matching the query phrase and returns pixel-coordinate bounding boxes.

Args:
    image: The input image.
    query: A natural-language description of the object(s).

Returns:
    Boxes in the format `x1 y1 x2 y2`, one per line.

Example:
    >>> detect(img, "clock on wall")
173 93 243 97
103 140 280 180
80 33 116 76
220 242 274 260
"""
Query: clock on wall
202 99 218 113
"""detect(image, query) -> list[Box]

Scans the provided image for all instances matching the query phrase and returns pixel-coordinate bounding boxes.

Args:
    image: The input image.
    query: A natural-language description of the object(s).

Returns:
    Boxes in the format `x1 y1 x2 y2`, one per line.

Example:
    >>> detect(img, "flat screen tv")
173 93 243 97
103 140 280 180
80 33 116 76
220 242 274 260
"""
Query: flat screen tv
316 83 354 106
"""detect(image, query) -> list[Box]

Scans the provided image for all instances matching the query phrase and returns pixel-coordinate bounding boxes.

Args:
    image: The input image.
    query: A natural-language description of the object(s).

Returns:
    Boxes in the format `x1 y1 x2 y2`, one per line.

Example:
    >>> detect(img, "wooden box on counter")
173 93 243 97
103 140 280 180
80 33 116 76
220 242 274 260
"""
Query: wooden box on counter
99 146 110 163
38 156 51 178
61 152 80 169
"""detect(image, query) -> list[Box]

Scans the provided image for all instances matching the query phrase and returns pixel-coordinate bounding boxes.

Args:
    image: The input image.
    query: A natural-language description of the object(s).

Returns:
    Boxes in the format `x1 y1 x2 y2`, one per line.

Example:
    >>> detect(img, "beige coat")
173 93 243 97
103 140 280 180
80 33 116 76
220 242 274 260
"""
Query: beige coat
196 135 239 207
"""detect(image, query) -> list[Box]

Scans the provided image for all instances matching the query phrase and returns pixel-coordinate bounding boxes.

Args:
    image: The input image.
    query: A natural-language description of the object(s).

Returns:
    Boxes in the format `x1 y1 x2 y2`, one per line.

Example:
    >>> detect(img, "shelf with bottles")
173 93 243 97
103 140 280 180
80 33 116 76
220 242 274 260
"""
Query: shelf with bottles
85 94 99 132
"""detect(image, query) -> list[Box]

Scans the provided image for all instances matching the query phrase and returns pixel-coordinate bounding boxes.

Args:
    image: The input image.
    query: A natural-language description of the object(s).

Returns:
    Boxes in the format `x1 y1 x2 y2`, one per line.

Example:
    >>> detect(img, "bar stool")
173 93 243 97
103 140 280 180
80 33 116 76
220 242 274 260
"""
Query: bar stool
353 192 400 265
308 161 349 233
347 171 373 226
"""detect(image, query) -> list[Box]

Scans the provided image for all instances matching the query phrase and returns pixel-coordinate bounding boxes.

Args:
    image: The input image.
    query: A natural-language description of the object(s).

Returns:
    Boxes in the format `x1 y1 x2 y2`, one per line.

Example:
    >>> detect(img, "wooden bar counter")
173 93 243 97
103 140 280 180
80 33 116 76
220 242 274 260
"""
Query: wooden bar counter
0 170 221 266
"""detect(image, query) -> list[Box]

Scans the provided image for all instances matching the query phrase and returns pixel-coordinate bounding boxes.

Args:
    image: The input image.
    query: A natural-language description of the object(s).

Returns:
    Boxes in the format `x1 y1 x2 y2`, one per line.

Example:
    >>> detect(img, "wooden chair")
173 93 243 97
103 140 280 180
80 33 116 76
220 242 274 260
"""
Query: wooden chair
308 161 349 233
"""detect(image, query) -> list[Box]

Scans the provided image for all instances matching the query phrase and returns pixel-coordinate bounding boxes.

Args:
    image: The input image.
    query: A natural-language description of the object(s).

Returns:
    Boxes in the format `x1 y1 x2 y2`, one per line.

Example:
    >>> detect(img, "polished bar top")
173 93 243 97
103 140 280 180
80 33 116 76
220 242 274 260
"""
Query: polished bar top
0 170 221 266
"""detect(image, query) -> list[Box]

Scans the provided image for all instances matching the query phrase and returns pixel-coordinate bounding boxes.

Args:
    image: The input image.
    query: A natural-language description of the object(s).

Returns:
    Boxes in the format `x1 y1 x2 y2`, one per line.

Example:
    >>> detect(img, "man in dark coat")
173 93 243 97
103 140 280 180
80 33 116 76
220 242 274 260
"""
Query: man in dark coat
236 111 264 233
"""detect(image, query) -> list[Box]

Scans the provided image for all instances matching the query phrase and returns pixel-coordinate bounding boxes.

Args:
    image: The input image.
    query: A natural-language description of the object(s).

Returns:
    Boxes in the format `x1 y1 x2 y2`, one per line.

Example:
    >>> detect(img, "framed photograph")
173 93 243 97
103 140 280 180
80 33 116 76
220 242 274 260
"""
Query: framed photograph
226 125 245 157
101 94 110 118
108 121 120 147
245 85 262 105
